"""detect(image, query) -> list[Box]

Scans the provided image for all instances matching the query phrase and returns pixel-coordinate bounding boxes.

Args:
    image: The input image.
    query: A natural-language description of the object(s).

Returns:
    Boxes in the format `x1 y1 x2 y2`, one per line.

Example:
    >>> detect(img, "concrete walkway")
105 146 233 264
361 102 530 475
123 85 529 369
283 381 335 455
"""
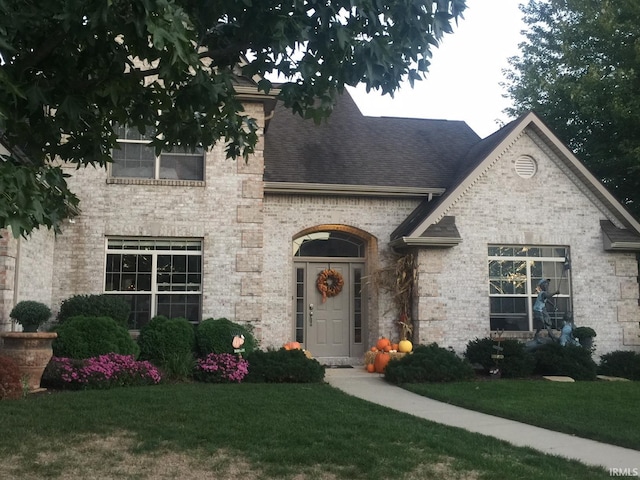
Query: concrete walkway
324 367 640 471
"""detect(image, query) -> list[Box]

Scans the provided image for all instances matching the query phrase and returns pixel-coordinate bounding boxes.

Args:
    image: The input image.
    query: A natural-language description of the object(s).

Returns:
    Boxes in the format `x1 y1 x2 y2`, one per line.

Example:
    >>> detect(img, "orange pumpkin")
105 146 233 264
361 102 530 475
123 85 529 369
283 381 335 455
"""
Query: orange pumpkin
370 346 378 352
376 337 391 351
391 343 399 351
383 345 392 352
366 363 376 373
284 341 301 350
374 351 391 373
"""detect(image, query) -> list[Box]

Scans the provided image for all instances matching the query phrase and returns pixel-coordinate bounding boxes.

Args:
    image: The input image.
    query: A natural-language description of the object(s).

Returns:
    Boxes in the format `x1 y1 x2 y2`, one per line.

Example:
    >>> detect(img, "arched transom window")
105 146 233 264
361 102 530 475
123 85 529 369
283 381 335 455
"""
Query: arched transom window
293 231 365 258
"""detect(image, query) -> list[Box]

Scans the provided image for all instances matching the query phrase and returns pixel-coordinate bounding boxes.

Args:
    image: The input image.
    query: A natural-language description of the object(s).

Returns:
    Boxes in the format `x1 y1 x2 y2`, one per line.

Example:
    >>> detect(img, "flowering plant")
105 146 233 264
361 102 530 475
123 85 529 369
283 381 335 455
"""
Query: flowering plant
44 353 162 390
195 353 249 383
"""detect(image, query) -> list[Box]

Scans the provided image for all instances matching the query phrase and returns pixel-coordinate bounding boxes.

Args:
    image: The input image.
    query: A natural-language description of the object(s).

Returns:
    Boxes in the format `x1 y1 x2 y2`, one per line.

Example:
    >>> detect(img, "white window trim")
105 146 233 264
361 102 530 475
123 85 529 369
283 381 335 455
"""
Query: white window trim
488 246 571 331
103 238 203 325
111 128 205 181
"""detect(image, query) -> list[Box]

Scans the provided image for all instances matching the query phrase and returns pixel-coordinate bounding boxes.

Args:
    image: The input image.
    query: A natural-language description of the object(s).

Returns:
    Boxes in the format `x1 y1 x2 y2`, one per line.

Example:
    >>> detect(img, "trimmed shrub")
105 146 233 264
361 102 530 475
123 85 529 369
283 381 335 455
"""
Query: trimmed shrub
598 350 640 381
533 342 597 381
196 318 257 357
10 300 51 332
244 349 325 383
195 353 249 383
385 344 475 384
57 294 130 328
464 337 535 378
137 316 196 380
42 354 161 390
0 354 23 400
52 316 140 359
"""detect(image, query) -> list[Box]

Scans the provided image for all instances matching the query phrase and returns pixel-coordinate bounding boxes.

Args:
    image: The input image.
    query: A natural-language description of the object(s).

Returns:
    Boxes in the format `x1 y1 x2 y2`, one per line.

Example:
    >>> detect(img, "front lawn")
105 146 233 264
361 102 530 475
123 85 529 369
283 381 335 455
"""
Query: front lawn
403 380 640 450
0 383 612 479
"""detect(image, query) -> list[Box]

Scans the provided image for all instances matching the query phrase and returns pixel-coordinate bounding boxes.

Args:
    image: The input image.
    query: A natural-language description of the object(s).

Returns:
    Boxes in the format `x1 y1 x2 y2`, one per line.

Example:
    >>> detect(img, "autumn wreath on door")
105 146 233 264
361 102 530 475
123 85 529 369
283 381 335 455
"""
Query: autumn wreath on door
316 268 344 302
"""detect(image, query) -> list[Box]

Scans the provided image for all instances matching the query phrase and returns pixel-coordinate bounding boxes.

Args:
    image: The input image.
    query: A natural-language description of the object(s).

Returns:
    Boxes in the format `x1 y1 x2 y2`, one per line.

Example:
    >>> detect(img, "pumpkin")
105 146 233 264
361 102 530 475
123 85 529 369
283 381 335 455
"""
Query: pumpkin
366 363 376 373
370 346 378 352
284 341 301 350
383 345 392 352
391 343 399 351
398 339 413 353
374 351 391 373
376 337 391 351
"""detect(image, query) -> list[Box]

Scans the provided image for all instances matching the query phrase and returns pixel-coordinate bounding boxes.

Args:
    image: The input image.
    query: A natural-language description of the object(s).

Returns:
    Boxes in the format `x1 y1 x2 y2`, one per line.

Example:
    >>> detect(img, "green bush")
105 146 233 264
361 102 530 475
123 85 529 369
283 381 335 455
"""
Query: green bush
244 349 325 383
598 350 640 380
384 344 475 384
464 337 535 378
137 316 196 380
10 300 51 332
533 342 597 381
57 294 130 328
196 318 257 357
52 316 140 359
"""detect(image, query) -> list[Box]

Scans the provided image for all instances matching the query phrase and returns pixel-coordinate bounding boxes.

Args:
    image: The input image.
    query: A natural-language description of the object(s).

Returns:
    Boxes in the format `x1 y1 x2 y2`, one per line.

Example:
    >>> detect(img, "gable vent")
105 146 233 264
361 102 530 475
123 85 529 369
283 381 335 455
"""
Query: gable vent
514 156 537 178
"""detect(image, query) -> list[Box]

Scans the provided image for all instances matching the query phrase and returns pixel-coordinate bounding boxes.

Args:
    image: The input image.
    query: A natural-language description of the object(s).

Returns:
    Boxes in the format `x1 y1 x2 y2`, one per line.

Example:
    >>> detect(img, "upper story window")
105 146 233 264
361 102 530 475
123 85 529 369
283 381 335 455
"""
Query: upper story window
111 125 204 181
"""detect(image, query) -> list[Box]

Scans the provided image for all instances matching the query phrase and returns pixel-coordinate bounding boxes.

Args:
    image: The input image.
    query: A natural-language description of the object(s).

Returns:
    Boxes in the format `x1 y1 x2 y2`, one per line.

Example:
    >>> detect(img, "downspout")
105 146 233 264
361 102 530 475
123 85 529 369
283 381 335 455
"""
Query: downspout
12 237 20 331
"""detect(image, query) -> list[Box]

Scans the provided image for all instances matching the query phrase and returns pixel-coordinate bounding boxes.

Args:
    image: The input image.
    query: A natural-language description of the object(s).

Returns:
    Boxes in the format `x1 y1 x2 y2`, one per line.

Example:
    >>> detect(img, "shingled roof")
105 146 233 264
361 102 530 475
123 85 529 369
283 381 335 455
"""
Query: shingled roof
263 90 480 190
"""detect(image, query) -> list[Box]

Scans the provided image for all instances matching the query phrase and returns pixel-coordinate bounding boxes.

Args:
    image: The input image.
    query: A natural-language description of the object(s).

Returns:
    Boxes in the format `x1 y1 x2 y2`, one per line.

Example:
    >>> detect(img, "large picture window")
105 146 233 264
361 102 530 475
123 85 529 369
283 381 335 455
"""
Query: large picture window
111 125 204 180
488 245 571 331
105 238 202 329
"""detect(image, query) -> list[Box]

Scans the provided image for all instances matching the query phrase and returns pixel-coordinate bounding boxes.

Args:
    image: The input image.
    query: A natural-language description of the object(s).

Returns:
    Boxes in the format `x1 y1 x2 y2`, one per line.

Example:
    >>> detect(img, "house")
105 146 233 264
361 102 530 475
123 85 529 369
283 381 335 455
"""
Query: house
1 88 639 363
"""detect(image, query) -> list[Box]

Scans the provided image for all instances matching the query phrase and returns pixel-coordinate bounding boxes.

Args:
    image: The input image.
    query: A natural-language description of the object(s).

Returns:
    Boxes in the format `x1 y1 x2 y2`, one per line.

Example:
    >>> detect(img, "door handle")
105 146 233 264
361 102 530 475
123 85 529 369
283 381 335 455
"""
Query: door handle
309 303 314 326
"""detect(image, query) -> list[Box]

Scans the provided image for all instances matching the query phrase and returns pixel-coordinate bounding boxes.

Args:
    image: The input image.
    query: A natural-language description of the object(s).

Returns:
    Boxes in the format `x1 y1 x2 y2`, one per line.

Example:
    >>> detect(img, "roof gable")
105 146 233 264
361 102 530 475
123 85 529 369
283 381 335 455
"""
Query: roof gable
392 112 640 246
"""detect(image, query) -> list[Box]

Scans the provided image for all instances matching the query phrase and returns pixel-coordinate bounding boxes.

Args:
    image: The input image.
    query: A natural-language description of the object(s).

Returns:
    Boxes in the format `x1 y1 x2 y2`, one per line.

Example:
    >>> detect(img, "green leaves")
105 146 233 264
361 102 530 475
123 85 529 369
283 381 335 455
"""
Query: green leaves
0 157 80 238
505 0 640 215
0 0 467 237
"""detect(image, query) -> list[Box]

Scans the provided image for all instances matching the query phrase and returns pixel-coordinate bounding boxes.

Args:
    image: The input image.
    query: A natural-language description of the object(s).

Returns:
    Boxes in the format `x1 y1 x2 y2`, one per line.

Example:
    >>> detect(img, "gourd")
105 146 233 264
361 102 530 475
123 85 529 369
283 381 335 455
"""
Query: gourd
376 337 391 351
283 341 301 350
374 351 391 373
366 363 376 373
398 339 413 353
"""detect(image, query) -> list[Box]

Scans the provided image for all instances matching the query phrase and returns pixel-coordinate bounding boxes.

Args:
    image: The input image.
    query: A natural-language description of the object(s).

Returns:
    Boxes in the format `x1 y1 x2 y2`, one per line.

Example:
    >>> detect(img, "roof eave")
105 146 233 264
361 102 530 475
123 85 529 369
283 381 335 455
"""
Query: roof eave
605 242 640 251
390 236 462 249
264 182 445 198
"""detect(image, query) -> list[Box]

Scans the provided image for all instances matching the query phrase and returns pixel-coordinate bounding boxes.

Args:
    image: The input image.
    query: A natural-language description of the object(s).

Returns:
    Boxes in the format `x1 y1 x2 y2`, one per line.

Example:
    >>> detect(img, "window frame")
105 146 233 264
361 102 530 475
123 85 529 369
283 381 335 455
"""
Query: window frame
104 237 203 329
110 125 205 181
488 245 572 332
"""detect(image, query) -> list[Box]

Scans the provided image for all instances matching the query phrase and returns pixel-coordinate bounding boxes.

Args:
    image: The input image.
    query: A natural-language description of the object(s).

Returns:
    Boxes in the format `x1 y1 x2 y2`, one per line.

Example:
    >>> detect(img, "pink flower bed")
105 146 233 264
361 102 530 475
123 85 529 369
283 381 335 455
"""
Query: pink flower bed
196 353 249 383
47 353 162 389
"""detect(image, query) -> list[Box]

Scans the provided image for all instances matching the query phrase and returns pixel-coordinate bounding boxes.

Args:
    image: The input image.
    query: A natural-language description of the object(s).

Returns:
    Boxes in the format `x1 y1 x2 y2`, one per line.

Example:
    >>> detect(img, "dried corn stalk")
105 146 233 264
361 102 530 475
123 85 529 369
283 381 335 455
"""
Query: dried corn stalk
367 253 417 341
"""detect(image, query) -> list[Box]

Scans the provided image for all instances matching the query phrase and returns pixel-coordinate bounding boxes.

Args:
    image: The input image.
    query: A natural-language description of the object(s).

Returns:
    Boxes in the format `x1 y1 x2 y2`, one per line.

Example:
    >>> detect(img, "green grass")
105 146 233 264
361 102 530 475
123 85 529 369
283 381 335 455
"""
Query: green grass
402 380 640 450
0 383 613 479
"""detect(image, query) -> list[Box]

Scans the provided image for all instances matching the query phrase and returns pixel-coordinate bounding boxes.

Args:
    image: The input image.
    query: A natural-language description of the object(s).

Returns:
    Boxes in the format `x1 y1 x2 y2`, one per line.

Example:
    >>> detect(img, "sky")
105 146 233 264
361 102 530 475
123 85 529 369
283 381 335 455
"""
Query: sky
348 0 528 138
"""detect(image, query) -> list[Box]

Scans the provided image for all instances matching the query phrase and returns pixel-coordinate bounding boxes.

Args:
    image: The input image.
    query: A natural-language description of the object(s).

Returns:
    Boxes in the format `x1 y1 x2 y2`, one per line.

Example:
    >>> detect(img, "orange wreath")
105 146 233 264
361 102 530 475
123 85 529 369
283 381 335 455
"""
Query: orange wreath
317 269 344 303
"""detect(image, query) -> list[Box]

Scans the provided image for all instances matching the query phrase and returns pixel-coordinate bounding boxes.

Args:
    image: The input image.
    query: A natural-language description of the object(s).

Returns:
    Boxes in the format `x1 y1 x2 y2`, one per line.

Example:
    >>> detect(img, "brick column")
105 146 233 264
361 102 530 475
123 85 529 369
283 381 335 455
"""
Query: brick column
235 102 265 338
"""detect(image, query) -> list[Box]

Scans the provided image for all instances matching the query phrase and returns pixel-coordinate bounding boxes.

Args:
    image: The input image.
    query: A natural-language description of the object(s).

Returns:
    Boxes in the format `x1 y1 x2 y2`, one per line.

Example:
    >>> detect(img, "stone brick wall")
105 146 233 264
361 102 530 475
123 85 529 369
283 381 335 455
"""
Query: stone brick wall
0 231 17 331
414 130 640 356
262 194 420 349
40 101 267 336
0 229 55 331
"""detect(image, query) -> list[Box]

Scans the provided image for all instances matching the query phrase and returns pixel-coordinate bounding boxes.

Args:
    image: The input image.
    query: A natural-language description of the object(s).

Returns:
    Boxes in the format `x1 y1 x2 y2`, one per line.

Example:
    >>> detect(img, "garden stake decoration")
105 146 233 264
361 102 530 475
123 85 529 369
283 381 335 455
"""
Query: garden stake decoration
232 334 245 356
490 329 504 377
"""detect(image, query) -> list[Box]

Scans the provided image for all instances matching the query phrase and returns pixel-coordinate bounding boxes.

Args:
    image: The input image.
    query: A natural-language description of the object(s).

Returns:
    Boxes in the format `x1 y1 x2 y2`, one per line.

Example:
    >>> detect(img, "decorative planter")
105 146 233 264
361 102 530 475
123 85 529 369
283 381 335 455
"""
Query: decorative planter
0 332 57 391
